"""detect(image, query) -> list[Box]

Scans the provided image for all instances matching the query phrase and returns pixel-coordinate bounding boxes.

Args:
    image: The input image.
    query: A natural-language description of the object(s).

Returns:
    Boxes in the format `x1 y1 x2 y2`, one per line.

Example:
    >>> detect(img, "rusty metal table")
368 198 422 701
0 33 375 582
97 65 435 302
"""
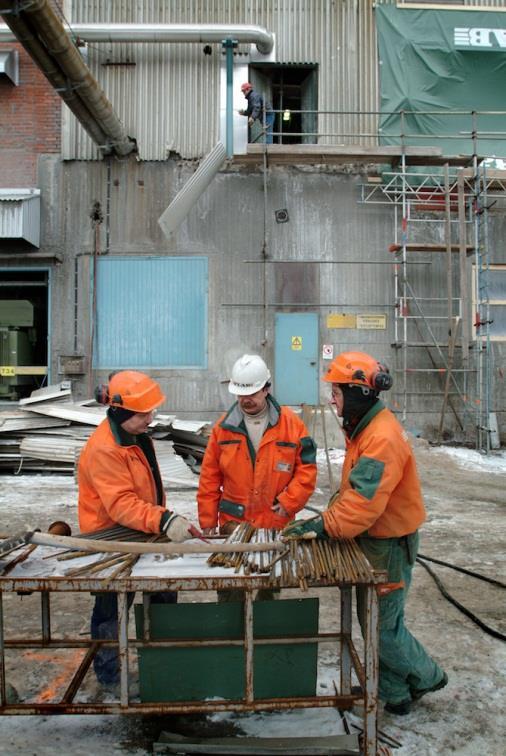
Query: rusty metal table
0 547 385 756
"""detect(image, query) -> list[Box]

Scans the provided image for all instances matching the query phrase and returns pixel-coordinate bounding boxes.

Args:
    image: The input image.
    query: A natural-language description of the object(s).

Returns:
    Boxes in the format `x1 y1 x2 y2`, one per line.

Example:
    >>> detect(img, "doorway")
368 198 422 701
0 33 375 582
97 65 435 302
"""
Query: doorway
249 64 318 144
274 312 319 405
0 268 50 400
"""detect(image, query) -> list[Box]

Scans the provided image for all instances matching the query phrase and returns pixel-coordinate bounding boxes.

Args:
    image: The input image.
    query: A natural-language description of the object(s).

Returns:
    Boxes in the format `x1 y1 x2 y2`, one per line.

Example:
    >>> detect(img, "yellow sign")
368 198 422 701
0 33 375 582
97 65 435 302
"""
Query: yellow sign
357 314 387 330
0 366 15 377
327 313 357 329
291 336 303 350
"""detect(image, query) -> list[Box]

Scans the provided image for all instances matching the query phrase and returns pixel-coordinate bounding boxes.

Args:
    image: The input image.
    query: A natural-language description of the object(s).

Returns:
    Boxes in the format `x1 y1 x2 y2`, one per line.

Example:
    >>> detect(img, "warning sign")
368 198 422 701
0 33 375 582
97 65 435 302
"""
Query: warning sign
357 314 387 330
322 344 334 360
327 313 357 329
291 336 303 351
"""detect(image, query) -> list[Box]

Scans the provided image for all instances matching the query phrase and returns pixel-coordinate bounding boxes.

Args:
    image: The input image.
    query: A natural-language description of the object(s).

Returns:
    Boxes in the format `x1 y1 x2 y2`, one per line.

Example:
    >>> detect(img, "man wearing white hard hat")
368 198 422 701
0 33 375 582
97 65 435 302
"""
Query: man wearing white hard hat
197 354 317 535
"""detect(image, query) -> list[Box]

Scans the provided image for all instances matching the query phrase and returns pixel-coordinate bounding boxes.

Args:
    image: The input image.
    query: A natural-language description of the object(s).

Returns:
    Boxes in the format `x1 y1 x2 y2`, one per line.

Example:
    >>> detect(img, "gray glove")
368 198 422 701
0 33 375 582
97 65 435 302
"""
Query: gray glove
162 512 193 542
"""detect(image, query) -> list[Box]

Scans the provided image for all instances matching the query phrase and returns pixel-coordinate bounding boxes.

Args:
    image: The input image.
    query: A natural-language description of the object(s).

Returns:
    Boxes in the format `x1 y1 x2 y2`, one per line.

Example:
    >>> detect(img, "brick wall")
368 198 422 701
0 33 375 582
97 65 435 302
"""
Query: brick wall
0 43 61 187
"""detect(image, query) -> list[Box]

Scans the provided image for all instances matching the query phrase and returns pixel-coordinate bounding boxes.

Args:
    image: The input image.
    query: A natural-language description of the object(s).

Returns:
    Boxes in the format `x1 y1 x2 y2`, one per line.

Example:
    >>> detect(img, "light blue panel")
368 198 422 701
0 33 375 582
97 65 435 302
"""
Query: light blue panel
274 313 318 405
93 256 207 369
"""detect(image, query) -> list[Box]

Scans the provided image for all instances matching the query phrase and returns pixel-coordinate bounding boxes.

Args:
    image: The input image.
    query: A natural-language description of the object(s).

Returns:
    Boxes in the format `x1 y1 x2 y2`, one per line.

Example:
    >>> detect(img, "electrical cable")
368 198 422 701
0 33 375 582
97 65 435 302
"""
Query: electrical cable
417 553 505 589
416 556 506 642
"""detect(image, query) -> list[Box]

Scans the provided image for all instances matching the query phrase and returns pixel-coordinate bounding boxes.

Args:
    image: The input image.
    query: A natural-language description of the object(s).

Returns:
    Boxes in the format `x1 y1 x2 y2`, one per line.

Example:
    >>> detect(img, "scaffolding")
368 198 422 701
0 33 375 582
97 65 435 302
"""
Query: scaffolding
361 155 506 451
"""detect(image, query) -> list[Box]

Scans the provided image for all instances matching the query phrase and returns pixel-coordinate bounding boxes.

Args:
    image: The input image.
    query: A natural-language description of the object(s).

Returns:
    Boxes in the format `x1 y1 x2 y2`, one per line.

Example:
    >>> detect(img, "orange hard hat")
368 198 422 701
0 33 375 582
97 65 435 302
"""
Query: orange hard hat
102 371 165 413
241 82 253 93
324 351 393 392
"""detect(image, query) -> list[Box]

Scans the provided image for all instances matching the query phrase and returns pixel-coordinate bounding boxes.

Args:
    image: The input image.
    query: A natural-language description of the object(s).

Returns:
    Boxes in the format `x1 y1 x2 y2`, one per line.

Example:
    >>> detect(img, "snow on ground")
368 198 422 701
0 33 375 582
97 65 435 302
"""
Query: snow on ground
435 446 506 474
0 444 505 755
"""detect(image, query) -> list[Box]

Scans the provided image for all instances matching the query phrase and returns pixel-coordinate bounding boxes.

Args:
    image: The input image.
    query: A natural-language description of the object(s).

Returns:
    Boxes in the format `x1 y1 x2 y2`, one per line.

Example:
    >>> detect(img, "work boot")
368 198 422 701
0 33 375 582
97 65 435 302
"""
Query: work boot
384 699 411 716
411 671 448 701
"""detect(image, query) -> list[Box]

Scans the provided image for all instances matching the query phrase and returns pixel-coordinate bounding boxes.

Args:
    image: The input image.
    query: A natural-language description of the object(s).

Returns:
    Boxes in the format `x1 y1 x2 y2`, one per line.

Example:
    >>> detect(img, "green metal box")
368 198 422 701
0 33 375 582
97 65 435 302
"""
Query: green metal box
134 598 319 702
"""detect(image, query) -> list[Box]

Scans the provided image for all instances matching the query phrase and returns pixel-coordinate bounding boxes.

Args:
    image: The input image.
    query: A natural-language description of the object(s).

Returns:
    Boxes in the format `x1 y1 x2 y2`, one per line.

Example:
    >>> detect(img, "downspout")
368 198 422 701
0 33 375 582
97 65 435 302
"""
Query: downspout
0 0 135 156
158 142 227 238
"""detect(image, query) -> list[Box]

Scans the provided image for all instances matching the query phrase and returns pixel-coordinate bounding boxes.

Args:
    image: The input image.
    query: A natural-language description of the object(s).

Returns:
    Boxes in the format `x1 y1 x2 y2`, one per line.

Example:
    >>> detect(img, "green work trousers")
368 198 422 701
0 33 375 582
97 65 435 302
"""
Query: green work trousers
356 532 444 705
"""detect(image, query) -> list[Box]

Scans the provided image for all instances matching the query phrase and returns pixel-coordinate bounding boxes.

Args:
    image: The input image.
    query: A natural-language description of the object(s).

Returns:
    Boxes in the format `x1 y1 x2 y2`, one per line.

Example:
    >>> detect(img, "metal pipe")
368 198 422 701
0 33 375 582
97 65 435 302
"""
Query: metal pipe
0 22 275 55
224 40 235 158
0 1 135 156
0 6 110 150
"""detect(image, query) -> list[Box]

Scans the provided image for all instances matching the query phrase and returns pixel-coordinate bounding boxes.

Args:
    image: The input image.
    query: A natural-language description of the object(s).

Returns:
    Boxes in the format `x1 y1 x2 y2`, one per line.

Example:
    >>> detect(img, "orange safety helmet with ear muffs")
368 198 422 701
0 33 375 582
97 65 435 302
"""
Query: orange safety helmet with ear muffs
94 370 165 413
324 351 393 393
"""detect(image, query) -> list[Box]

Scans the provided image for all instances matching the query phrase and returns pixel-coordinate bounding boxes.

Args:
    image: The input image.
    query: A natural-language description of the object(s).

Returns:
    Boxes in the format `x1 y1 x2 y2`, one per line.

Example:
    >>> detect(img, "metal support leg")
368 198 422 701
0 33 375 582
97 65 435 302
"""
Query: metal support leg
244 590 254 703
362 585 379 756
0 593 5 707
142 593 151 641
340 586 352 695
117 591 129 707
41 591 50 644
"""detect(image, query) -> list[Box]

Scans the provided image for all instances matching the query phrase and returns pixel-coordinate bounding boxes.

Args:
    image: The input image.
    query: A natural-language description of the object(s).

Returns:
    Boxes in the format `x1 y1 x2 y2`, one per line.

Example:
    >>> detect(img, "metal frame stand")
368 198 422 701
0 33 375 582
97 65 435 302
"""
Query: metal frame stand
0 570 383 756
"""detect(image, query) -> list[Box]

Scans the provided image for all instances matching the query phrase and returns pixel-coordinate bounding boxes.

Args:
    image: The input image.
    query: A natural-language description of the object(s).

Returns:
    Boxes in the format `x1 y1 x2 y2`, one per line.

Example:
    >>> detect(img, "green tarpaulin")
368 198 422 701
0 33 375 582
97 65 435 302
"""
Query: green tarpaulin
376 5 506 158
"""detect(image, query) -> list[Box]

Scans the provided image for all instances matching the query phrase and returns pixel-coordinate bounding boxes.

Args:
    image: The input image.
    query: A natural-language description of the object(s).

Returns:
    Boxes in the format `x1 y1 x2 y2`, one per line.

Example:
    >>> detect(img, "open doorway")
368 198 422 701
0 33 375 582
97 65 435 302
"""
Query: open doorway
249 64 318 144
0 269 49 401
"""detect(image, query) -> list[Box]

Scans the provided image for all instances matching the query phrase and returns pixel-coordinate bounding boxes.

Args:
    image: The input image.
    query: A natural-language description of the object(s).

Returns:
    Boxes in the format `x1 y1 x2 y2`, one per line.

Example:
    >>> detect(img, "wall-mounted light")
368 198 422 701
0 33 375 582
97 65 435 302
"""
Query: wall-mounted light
283 109 291 122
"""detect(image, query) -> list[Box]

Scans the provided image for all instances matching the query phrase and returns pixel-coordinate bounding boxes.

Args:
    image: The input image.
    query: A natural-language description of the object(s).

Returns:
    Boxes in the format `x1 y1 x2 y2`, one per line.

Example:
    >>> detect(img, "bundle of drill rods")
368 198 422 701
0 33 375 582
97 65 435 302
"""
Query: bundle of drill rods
54 525 167 578
207 524 373 591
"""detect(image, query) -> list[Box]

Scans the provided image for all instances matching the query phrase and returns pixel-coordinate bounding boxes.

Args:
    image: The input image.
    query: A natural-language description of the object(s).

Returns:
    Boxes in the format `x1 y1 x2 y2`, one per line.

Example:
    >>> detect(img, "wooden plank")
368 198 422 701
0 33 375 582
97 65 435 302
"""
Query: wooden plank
154 732 359 755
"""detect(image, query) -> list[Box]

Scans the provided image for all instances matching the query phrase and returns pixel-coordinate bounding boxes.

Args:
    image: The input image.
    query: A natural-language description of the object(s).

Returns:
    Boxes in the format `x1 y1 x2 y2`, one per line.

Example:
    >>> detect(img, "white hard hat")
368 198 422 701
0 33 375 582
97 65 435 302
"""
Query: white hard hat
228 354 271 396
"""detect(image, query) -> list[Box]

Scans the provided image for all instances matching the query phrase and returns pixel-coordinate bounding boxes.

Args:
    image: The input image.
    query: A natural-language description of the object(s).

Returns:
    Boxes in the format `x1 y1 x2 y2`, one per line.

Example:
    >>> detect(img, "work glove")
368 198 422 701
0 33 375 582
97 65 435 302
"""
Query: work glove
281 515 327 541
160 512 193 542
248 116 254 126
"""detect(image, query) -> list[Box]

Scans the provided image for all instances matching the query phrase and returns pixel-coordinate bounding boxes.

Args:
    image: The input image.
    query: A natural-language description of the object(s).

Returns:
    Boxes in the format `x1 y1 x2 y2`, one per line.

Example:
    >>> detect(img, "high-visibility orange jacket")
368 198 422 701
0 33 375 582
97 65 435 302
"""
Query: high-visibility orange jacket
323 401 426 539
197 396 317 530
78 416 167 534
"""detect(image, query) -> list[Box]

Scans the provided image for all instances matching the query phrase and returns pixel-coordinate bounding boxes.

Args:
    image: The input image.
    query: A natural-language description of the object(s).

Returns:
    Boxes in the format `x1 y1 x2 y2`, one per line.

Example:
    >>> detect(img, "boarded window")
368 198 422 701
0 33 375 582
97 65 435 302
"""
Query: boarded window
93 256 207 368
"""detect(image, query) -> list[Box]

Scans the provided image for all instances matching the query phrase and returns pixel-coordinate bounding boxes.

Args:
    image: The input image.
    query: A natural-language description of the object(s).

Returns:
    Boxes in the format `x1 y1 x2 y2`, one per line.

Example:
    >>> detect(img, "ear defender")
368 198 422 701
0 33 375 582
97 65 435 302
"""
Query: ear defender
94 384 109 405
372 364 393 392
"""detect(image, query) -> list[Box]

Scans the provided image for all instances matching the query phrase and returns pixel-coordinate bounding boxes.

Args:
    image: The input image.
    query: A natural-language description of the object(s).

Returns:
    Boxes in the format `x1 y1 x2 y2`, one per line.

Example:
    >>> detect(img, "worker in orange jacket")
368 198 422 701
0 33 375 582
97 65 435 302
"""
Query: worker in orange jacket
283 351 447 715
78 370 194 686
197 354 317 534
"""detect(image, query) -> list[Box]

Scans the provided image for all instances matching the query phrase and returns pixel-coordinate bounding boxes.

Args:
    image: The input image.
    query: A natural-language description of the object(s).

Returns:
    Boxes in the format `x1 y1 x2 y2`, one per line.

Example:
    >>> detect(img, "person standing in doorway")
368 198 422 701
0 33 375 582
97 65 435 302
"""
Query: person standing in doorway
239 82 275 143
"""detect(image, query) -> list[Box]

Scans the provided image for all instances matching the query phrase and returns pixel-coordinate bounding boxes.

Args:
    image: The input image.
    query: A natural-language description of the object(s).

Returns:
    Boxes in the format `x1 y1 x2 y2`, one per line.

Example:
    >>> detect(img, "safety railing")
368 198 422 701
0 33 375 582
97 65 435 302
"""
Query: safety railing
251 108 506 157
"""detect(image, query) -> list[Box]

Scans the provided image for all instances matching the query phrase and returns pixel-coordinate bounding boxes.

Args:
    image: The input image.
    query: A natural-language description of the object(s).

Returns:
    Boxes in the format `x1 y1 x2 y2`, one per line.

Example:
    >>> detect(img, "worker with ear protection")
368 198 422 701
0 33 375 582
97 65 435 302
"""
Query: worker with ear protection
78 370 195 687
282 351 447 716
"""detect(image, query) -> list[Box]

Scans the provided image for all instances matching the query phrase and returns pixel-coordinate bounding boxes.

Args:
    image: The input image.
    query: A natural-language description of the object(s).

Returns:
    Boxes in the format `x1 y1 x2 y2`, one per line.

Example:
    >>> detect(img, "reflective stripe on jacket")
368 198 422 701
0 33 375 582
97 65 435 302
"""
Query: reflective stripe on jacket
322 401 426 539
78 418 166 534
197 396 317 530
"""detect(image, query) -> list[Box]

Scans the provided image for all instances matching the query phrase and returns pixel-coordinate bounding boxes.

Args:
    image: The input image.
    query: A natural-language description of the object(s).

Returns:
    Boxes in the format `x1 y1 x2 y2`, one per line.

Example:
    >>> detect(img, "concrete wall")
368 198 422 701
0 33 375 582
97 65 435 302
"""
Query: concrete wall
4 153 502 444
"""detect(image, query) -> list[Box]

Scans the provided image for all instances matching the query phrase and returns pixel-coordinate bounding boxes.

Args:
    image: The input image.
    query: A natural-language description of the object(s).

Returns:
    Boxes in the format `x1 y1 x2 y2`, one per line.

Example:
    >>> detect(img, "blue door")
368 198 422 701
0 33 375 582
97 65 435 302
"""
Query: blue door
274 313 319 405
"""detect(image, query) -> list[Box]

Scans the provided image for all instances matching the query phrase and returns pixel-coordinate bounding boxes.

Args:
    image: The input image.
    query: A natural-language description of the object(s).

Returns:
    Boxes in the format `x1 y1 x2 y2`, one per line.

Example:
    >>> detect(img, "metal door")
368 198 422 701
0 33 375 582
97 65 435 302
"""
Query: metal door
274 313 319 405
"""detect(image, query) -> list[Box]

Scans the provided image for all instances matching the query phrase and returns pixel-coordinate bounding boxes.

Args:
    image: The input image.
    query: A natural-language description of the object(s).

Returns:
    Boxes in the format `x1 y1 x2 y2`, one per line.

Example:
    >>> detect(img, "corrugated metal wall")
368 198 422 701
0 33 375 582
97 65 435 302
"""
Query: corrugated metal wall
93 256 208 369
65 0 380 159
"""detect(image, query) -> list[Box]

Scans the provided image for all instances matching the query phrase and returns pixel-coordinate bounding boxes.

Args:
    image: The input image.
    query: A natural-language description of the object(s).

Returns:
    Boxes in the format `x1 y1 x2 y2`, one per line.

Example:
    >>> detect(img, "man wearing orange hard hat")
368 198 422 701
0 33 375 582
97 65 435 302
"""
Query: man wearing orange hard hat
78 370 195 687
283 351 447 716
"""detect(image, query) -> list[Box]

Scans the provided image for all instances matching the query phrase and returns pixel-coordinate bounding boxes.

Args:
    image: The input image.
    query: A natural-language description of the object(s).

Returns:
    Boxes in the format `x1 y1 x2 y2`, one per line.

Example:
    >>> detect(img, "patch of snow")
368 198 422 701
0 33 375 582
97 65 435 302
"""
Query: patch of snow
432 446 506 474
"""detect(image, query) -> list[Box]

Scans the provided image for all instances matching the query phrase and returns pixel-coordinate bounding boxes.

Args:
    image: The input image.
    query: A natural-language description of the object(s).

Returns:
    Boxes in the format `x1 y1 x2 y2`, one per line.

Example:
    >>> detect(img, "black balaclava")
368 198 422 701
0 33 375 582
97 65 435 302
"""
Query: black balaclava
340 384 379 434
107 405 136 426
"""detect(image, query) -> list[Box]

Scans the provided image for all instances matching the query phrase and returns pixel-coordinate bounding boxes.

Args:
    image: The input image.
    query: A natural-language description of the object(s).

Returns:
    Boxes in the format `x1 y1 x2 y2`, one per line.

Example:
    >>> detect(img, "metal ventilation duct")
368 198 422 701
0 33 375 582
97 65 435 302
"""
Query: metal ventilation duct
158 142 227 238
